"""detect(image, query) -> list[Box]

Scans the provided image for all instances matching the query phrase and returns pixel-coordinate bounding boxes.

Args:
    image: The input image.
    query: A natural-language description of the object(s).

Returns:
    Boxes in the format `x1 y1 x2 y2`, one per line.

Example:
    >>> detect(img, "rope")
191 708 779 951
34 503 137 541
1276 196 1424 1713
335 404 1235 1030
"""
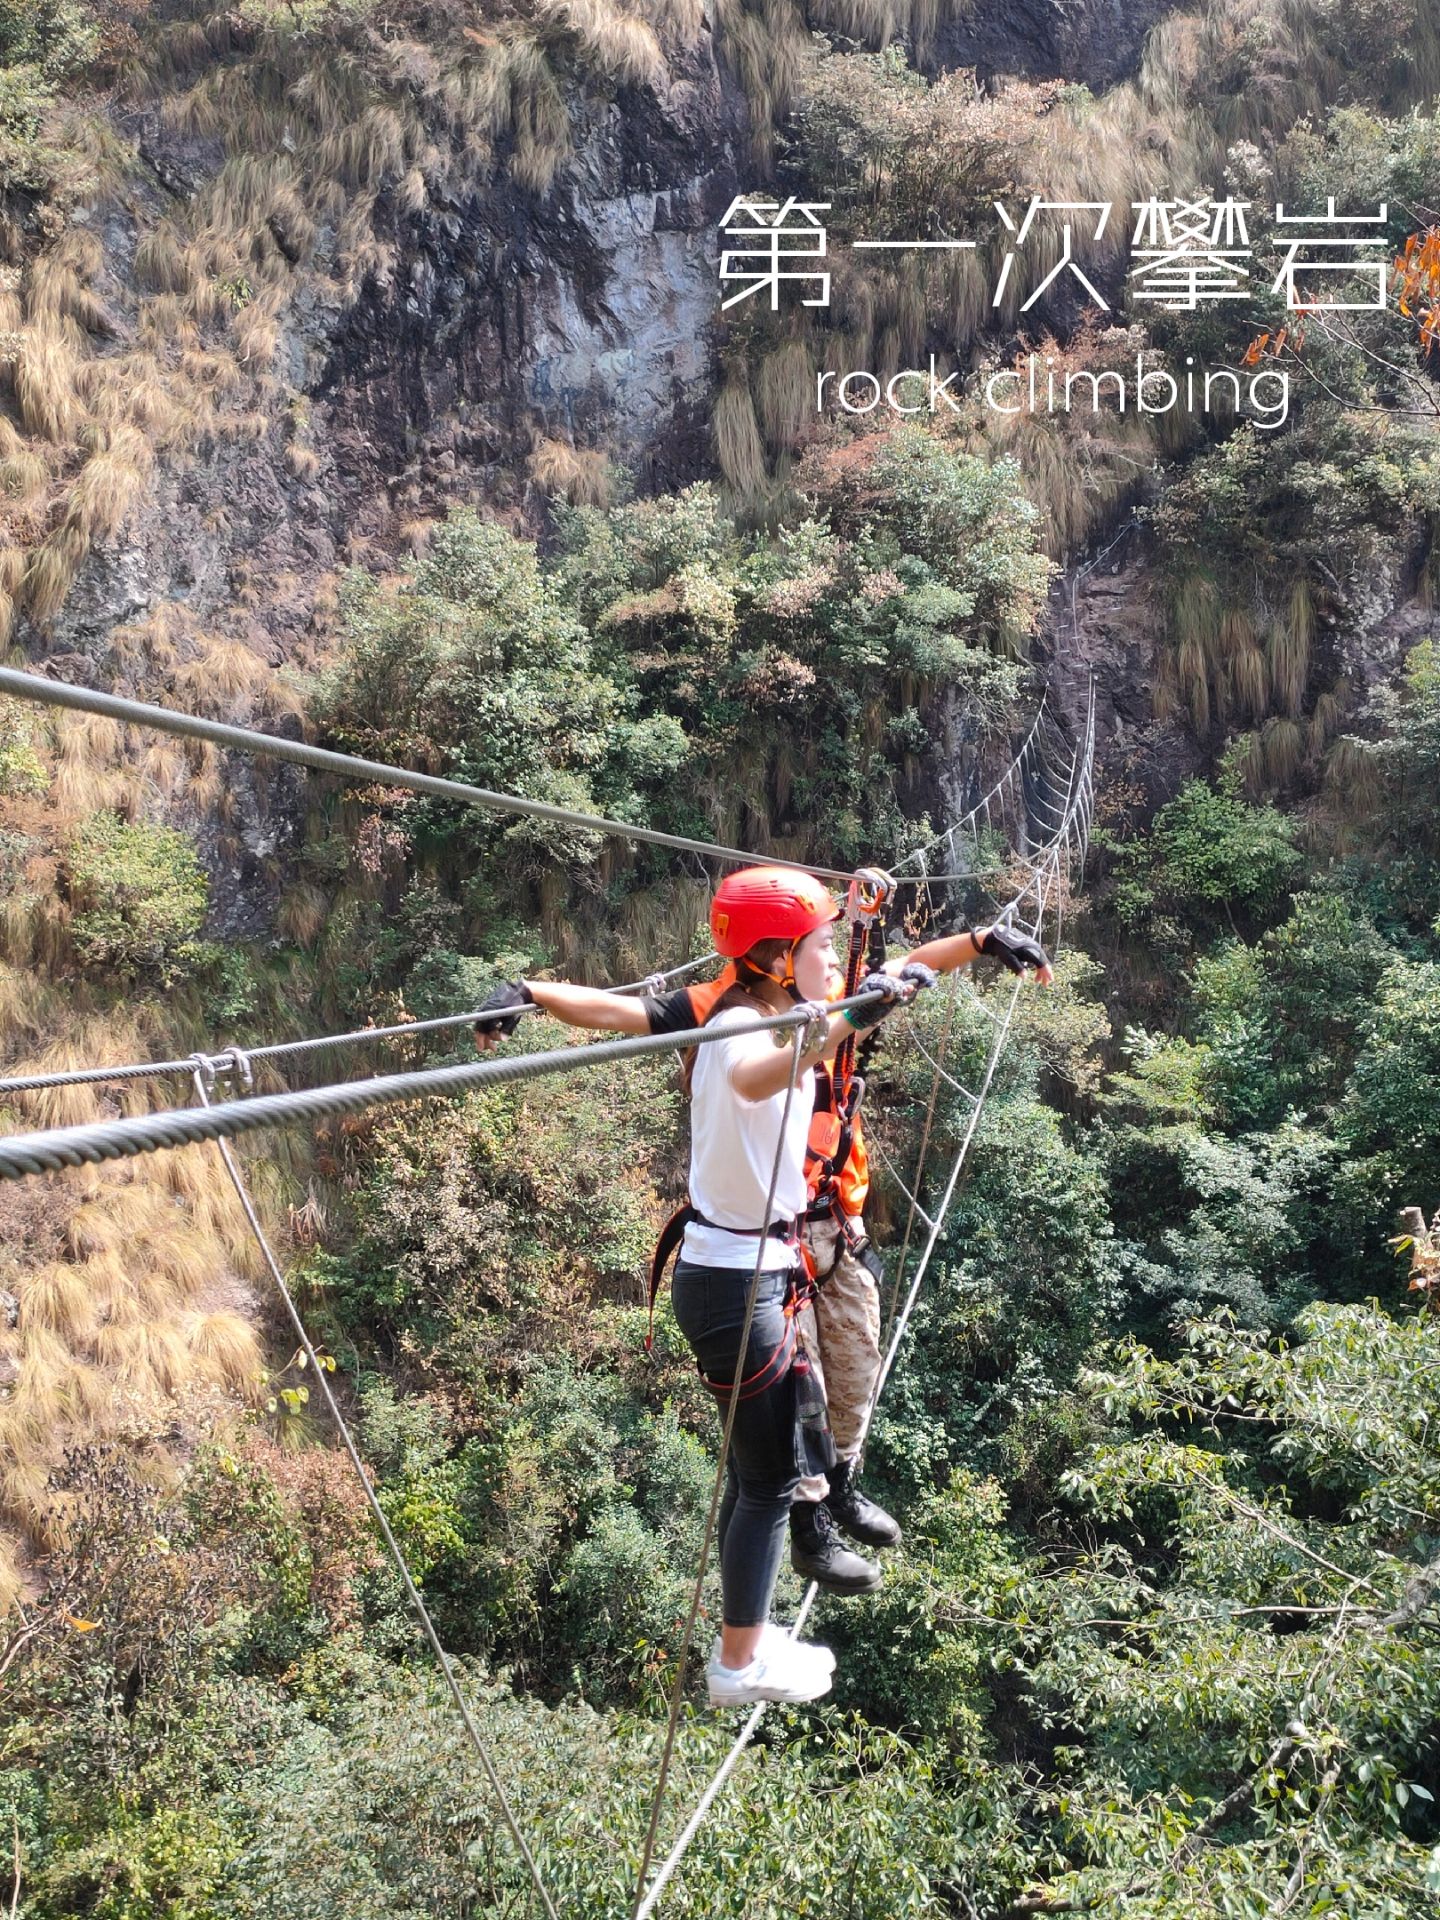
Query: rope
0 955 719 1098
0 662 1073 893
630 1020 811 1920
892 695 1051 875
898 675 1096 884
0 1053 201 1095
0 993 885 1182
0 665 858 883
866 1133 937 1233
189 1062 560 1920
885 980 959 1298
865 866 1053 1429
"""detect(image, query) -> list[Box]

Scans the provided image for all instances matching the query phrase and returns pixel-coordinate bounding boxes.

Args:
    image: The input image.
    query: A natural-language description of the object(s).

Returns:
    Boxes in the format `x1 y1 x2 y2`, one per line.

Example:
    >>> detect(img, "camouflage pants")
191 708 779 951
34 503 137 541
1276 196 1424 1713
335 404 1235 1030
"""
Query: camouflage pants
792 1211 882 1504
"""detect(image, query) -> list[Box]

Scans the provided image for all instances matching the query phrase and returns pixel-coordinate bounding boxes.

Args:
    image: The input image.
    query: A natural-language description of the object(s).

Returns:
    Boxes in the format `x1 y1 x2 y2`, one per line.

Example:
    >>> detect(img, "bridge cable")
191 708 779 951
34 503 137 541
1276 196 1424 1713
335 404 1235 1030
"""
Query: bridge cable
0 954 716 1098
0 664 1051 889
0 994 882 1181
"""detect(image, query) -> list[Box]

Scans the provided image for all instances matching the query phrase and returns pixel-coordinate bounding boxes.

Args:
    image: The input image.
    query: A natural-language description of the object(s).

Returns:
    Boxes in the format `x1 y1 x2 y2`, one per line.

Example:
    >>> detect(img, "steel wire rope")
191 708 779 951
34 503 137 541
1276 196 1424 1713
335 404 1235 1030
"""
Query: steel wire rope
0 661 1052 895
629 1018 813 1918
0 665 864 882
0 954 717 1098
0 995 885 1181
0 665 987 892
187 1058 561 1920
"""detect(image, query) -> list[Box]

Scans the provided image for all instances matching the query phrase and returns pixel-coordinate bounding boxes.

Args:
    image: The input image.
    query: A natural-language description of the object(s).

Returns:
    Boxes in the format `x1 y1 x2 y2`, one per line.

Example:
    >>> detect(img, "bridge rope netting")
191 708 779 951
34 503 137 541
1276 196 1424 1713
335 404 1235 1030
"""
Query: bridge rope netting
0 666 1097 1918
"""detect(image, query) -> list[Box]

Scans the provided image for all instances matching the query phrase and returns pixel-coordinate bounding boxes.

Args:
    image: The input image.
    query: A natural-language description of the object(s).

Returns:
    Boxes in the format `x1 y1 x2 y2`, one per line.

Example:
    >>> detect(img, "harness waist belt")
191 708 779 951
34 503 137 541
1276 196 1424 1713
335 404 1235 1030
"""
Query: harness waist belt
689 1210 796 1239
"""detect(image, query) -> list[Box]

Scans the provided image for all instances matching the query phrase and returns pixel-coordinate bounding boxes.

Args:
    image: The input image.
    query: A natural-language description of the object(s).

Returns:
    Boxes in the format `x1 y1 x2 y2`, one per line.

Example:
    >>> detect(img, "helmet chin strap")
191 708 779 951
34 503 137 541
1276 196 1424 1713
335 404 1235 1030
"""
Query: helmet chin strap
736 950 803 998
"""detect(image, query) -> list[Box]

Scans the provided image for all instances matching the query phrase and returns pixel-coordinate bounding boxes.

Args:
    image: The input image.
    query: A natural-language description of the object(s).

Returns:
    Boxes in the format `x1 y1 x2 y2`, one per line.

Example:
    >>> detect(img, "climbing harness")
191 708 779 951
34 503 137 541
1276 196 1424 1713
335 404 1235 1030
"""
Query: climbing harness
802 867 893 1233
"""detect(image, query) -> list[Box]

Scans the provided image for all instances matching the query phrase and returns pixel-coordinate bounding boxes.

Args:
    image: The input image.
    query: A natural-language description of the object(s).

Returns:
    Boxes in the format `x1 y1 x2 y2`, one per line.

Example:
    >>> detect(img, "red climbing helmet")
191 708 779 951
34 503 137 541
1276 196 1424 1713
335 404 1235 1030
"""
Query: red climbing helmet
710 866 841 960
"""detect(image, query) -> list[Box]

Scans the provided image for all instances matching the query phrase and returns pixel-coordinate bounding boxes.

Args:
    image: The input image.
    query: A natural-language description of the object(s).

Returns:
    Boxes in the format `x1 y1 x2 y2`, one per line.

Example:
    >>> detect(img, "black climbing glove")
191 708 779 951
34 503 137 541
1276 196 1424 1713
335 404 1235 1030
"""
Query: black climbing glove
843 972 909 1030
978 925 1051 976
896 960 939 993
474 980 535 1039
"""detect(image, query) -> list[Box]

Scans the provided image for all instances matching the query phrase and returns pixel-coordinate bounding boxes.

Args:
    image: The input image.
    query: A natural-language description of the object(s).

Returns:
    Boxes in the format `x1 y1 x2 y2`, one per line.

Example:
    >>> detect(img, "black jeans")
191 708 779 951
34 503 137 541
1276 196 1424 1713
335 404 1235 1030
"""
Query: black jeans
671 1257 804 1629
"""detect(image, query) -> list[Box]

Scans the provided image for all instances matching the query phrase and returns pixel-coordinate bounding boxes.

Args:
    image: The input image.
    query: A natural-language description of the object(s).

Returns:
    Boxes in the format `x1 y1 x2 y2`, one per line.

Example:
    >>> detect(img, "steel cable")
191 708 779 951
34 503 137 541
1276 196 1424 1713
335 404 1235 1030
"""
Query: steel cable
0 954 716 1097
0 994 885 1181
0 665 850 883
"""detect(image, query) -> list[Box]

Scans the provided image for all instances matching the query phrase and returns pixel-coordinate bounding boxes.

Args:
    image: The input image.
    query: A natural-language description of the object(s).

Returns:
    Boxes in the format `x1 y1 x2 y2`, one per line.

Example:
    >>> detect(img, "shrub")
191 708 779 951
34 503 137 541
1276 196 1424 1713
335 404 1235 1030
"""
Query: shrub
64 812 209 985
1108 771 1302 947
0 694 46 795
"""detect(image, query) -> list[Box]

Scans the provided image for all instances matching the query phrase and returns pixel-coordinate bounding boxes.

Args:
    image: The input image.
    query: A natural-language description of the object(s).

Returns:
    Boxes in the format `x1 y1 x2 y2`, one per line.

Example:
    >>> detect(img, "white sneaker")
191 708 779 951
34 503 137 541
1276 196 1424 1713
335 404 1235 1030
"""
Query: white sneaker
710 1624 835 1676
706 1632 835 1707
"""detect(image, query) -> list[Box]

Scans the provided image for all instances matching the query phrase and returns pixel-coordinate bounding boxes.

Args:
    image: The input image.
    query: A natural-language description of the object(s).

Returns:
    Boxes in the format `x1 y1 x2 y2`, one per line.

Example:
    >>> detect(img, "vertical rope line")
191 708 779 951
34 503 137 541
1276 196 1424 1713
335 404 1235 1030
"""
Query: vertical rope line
878 980 958 1357
189 1067 560 1920
858 862 1057 1440
630 1020 811 1919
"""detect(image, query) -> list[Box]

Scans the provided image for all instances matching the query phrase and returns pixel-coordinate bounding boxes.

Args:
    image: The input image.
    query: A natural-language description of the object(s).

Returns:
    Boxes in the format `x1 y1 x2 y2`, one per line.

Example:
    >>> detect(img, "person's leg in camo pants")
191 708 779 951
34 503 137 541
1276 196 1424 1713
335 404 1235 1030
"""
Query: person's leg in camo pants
792 1209 901 1555
801 1211 882 1460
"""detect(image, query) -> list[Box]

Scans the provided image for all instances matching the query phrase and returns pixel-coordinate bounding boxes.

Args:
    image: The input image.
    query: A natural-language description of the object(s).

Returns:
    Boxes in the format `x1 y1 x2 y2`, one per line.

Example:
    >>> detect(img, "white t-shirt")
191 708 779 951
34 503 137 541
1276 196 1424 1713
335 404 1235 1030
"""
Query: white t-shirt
681 1005 816 1271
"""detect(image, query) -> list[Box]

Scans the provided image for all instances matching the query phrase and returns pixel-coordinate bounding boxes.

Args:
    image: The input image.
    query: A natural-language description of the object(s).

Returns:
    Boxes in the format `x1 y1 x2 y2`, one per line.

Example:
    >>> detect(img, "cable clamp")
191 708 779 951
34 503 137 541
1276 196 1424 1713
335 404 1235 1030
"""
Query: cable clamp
188 1051 219 1094
189 1049 254 1093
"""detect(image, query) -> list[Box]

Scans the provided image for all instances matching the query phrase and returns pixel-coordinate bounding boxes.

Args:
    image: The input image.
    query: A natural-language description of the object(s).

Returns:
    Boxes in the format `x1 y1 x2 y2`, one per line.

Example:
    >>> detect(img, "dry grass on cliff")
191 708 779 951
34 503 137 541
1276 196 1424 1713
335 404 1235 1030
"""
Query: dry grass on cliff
0 1104 272 1565
1161 567 1328 763
714 368 768 502
1266 579 1314 719
527 437 615 506
536 0 663 86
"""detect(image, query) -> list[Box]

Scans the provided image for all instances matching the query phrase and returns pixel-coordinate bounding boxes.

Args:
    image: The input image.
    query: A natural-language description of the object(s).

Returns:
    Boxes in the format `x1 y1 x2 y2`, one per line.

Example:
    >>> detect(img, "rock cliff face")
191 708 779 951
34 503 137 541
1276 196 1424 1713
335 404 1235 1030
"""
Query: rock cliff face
314 34 746 542
20 0 1225 899
931 0 1176 90
31 0 1187 672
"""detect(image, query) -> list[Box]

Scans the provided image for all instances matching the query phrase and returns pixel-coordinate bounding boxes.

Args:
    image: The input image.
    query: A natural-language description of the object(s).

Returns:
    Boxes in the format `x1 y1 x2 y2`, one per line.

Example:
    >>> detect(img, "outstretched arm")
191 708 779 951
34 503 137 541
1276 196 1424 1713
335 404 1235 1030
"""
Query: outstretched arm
527 981 652 1034
475 978 650 1052
898 930 985 975
891 926 1054 987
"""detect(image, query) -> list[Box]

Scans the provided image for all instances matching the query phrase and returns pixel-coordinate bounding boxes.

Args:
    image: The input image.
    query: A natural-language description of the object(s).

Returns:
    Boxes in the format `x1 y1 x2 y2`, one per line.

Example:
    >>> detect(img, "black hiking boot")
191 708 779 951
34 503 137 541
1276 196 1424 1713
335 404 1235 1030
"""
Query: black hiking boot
824 1458 902 1550
790 1498 882 1594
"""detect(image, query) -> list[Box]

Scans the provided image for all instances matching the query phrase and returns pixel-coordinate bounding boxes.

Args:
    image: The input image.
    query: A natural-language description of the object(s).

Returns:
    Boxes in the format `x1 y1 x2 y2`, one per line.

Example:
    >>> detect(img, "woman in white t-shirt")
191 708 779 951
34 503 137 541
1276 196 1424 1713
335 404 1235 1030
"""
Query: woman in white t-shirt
672 867 906 1708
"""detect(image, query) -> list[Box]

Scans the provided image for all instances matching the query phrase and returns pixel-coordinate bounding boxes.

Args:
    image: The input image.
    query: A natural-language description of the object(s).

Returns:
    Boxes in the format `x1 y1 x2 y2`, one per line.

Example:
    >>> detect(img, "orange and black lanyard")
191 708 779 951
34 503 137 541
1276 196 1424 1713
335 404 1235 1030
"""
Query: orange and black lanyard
810 869 893 1214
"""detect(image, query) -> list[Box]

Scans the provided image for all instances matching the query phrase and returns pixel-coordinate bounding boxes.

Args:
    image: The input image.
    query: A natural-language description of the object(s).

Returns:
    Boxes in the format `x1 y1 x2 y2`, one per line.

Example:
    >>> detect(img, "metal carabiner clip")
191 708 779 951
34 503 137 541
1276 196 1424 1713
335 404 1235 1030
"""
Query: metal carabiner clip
845 866 894 925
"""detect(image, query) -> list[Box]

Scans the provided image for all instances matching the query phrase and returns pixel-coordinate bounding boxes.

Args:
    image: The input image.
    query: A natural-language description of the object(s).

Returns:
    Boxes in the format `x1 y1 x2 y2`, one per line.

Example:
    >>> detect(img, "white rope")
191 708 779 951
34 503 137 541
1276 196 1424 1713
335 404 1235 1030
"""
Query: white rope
866 1135 938 1231
906 1028 980 1103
